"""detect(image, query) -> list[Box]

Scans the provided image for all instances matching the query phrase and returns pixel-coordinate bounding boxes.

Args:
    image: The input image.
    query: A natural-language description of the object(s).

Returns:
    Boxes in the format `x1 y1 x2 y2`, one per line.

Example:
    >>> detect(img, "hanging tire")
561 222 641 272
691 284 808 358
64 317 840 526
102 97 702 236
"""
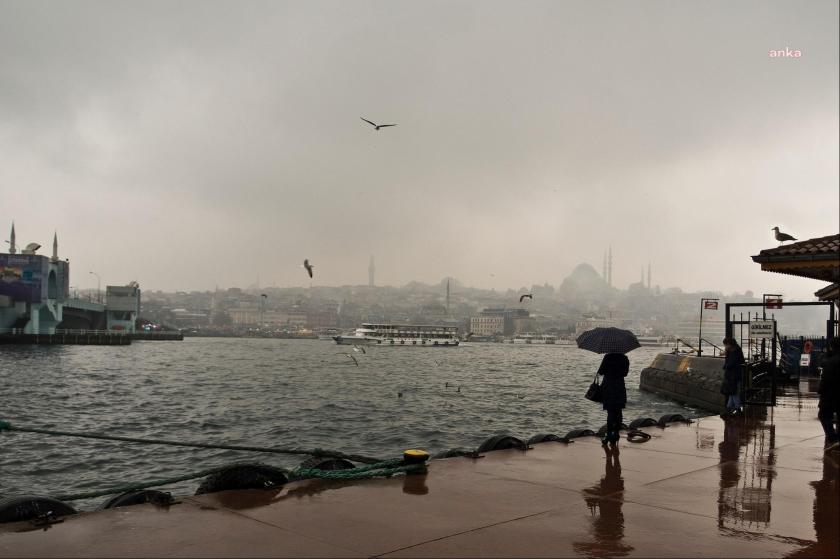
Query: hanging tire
629 417 659 429
0 496 77 524
476 435 526 453
100 490 173 510
596 423 629 436
658 414 690 426
527 433 570 445
564 429 596 439
297 456 355 471
195 464 288 495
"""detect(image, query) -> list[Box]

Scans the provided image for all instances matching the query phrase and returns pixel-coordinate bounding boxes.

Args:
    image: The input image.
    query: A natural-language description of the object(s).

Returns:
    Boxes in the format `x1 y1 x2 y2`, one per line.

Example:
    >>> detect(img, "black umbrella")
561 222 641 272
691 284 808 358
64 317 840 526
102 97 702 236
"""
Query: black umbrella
576 327 640 354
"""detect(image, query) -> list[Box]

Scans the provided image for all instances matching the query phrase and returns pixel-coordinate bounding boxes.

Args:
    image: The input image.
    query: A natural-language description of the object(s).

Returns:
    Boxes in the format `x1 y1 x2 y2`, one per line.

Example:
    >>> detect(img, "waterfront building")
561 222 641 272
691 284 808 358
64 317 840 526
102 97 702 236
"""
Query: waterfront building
1 226 69 334
574 315 630 336
472 307 532 335
105 283 141 332
470 315 504 335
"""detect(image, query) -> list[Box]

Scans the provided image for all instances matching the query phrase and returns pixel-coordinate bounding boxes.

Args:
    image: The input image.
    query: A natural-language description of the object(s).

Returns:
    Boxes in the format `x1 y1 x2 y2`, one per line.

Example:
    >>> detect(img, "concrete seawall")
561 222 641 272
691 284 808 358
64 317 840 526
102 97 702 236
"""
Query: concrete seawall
640 353 727 413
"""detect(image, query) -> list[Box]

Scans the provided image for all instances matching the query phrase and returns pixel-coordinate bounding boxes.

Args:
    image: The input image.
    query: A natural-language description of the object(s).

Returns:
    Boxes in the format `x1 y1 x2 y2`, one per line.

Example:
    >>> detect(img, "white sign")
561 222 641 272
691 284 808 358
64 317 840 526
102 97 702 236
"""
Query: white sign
800 354 811 367
749 320 776 339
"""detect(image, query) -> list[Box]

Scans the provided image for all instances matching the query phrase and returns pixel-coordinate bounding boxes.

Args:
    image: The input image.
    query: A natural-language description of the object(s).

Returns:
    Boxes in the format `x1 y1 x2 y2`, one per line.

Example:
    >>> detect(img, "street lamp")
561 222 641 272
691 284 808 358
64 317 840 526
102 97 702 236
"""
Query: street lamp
89 271 101 303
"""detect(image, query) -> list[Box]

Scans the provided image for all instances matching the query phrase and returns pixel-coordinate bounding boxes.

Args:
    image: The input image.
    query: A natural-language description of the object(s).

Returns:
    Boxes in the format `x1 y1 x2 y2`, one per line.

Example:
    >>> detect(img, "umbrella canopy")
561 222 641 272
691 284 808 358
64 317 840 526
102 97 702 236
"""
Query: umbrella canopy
576 327 640 354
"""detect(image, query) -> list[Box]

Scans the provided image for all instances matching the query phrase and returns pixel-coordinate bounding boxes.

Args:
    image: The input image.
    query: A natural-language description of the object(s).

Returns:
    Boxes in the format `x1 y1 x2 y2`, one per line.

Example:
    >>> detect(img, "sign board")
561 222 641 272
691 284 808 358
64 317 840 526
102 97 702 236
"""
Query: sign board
766 298 783 309
799 353 811 367
704 300 719 310
749 320 776 339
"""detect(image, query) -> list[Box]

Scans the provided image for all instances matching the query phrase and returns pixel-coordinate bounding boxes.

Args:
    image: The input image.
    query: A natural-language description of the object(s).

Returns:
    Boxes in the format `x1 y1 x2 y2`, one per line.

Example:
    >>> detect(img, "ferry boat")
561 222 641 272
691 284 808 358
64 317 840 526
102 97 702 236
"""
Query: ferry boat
511 333 557 344
333 323 460 347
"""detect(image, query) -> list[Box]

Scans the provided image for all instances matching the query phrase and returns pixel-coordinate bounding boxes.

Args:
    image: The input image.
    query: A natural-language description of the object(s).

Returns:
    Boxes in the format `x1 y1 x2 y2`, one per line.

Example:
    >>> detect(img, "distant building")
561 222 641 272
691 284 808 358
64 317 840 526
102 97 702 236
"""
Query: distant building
575 316 630 336
105 283 141 332
472 307 532 335
470 315 504 335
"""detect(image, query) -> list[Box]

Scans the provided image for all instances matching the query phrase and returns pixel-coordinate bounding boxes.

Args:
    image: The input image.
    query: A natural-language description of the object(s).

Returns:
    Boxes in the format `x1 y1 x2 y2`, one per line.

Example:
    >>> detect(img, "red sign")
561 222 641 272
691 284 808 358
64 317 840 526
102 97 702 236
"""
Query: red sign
766 298 783 309
704 301 719 310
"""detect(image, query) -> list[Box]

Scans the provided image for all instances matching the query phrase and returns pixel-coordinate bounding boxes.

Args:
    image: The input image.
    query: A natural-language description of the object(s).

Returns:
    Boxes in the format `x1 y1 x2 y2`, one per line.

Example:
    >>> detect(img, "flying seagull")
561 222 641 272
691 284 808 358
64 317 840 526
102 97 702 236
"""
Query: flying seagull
361 117 397 131
771 227 797 246
353 344 366 354
338 352 359 366
519 294 533 303
303 259 314 278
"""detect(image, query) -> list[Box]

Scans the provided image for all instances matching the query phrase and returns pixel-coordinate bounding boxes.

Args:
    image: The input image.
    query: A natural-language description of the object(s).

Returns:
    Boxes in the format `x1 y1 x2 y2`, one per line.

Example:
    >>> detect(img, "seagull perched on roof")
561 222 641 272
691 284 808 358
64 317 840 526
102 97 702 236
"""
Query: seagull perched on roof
771 227 797 246
303 259 314 278
361 117 397 131
519 294 533 303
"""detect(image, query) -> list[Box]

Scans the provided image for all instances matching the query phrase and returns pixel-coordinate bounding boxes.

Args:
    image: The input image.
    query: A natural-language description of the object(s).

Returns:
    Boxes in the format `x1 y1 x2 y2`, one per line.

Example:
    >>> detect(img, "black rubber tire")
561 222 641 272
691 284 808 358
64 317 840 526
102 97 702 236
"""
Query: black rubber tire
297 456 355 471
658 414 689 426
432 448 476 459
564 429 596 439
195 464 288 495
629 417 659 429
527 433 565 444
0 496 77 524
626 430 652 443
476 435 526 453
100 490 173 510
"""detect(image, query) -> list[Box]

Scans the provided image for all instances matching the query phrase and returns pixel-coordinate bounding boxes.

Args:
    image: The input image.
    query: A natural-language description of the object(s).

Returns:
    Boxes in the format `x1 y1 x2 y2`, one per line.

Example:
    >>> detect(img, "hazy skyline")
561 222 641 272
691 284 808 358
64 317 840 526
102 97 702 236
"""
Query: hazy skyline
2 1 837 300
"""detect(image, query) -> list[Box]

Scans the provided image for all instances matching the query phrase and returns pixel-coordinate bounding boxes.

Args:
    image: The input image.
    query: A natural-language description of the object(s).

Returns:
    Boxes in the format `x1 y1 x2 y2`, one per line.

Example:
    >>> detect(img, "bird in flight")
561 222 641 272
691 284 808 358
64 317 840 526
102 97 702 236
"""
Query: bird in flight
361 117 397 131
353 344 366 354
303 259 314 278
771 227 797 246
519 294 533 303
338 352 359 366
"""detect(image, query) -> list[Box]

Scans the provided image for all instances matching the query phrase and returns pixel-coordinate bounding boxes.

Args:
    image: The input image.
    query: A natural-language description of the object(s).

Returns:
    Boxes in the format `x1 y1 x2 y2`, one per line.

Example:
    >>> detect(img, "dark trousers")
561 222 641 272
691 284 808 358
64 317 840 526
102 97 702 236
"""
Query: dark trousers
818 405 838 444
606 407 623 443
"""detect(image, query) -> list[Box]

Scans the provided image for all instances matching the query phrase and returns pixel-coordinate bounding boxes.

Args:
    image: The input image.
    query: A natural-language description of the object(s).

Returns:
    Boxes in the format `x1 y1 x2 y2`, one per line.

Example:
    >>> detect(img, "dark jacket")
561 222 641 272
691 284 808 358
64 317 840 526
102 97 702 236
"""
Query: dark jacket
598 353 629 410
818 351 840 409
721 345 745 396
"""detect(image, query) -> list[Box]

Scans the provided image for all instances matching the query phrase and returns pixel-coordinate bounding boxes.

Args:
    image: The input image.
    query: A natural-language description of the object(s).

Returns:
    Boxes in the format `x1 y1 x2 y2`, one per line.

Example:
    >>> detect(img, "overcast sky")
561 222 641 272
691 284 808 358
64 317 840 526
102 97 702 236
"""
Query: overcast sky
1 1 837 299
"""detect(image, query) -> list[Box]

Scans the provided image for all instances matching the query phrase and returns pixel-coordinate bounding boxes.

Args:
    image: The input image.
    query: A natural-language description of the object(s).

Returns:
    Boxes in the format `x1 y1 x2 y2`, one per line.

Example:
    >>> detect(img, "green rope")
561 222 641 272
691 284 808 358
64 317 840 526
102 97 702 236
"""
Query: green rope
52 464 244 502
51 459 424 502
0 420 382 464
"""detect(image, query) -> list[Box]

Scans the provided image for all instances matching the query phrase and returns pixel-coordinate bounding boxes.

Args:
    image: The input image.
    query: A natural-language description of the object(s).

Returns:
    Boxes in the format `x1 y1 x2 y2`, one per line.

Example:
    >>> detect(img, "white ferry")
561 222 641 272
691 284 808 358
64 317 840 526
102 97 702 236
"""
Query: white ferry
511 333 557 344
333 323 460 347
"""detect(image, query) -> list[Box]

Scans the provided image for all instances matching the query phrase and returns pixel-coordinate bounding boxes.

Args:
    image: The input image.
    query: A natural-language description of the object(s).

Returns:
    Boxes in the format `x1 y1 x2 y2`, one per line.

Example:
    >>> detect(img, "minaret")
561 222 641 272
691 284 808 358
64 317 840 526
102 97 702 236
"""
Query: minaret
607 245 613 287
52 232 58 261
647 261 651 290
602 251 607 281
368 255 375 287
446 278 450 314
8 222 16 254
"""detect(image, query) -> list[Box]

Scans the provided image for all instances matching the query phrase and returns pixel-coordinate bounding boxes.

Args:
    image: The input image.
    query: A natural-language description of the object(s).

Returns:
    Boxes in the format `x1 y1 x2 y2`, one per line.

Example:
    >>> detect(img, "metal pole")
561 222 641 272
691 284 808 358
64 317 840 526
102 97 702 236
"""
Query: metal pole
89 271 101 303
698 299 704 356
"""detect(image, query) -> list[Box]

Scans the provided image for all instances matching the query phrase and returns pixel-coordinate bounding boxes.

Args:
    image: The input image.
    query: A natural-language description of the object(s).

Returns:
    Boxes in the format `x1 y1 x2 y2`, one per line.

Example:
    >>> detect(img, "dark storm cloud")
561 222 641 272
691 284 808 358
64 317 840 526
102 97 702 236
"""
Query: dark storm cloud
1 1 837 298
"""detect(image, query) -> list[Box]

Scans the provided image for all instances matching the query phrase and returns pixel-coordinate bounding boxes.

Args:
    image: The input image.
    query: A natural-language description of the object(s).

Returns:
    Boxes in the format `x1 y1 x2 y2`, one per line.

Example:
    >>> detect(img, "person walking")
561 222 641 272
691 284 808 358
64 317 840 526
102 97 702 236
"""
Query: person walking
818 337 840 451
598 352 629 447
721 337 745 417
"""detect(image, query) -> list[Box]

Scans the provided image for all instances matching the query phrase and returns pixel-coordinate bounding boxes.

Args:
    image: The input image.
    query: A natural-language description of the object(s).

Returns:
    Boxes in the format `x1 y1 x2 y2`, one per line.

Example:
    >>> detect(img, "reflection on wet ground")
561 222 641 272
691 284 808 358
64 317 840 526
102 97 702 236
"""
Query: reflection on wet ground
1 387 837 558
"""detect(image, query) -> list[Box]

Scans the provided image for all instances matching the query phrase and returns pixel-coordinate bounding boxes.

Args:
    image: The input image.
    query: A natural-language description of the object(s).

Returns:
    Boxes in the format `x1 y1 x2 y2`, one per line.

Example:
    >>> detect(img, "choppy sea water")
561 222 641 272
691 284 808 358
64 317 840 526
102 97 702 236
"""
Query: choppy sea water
0 338 700 509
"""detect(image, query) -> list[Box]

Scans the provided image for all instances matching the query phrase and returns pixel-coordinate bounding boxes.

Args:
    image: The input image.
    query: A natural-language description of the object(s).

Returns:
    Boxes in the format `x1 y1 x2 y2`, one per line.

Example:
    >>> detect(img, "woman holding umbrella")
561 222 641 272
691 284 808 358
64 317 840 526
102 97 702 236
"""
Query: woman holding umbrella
577 327 641 447
598 353 630 446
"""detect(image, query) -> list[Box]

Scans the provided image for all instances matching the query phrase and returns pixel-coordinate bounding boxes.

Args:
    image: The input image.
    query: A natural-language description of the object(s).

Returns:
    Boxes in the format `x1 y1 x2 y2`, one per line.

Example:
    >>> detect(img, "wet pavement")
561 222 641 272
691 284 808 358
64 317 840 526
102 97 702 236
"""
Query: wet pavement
1 388 838 558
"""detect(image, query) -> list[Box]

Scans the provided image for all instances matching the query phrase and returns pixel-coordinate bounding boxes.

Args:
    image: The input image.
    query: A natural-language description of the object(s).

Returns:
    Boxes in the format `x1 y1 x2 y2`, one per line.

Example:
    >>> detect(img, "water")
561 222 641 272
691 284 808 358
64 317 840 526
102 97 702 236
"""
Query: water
0 339 700 509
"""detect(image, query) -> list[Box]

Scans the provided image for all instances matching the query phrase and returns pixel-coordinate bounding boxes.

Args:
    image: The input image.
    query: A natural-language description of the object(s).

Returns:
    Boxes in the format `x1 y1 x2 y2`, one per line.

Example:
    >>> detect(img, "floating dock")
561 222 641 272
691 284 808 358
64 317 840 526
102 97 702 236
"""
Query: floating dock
0 386 836 558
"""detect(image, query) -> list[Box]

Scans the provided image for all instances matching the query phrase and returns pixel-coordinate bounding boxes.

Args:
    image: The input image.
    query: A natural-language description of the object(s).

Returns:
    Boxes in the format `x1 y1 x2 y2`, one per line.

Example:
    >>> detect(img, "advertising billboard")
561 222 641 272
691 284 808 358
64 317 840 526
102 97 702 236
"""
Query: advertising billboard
0 254 47 303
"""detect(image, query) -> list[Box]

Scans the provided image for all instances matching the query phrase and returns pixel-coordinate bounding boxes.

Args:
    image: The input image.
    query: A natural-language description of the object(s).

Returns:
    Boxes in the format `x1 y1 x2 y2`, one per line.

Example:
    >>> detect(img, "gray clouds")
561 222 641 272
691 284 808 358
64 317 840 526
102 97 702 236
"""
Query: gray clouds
1 1 837 297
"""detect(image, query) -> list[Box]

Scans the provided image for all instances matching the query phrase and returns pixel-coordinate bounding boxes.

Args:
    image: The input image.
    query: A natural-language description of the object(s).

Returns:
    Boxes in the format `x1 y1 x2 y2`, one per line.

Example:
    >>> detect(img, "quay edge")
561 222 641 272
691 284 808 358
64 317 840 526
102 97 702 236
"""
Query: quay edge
640 353 728 414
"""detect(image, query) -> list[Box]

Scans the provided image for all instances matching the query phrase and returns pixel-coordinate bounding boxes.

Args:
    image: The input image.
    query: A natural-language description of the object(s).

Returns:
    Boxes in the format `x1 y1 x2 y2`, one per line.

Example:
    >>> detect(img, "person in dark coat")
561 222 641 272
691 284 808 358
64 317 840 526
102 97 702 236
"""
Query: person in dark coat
818 337 840 451
598 352 629 446
721 337 745 416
